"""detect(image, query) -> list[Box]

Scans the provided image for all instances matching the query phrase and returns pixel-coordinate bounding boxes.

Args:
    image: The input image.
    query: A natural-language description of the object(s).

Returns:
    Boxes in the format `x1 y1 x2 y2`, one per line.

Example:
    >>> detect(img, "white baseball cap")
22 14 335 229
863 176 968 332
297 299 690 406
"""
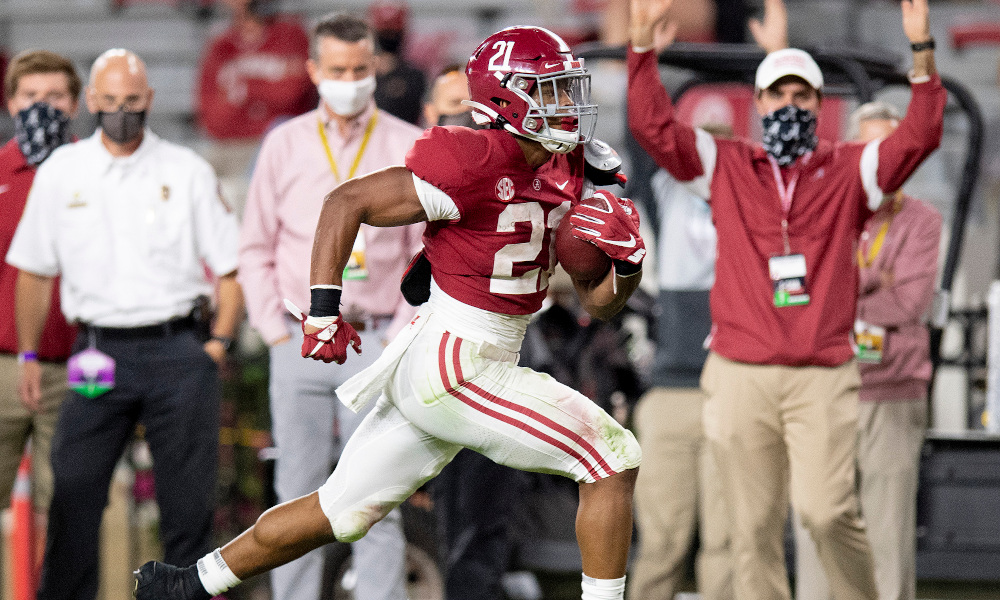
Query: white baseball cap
755 48 823 91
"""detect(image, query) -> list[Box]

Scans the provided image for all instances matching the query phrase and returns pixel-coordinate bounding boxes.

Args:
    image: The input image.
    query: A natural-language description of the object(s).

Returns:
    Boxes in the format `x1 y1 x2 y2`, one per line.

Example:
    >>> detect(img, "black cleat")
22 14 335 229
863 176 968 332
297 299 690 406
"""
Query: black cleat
134 561 212 600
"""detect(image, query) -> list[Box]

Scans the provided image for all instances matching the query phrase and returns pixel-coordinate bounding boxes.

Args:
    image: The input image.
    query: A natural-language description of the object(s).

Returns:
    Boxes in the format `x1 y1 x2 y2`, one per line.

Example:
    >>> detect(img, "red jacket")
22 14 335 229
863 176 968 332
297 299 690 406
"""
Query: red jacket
627 47 946 367
857 196 941 400
0 140 76 360
196 18 317 141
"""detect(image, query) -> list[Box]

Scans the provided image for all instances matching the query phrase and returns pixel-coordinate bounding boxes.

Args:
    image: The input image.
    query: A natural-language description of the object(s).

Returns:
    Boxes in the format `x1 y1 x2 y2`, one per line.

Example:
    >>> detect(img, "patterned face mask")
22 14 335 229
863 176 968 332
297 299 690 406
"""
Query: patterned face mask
761 104 818 166
14 101 70 166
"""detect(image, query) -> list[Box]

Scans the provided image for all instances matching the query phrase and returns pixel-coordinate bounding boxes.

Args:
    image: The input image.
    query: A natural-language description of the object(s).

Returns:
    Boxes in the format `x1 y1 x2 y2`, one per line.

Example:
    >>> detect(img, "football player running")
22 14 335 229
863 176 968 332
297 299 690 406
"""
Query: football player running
135 26 644 600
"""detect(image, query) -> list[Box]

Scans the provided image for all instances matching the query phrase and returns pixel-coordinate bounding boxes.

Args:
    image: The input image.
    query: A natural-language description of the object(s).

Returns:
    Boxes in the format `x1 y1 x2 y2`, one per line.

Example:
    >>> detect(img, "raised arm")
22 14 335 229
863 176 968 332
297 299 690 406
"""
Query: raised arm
748 0 788 53
866 0 944 198
627 0 710 184
903 0 936 79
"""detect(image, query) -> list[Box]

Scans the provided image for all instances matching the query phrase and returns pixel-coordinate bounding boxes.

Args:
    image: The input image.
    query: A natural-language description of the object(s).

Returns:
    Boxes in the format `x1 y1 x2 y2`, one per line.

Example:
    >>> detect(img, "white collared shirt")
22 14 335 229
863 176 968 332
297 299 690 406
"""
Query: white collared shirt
6 130 239 327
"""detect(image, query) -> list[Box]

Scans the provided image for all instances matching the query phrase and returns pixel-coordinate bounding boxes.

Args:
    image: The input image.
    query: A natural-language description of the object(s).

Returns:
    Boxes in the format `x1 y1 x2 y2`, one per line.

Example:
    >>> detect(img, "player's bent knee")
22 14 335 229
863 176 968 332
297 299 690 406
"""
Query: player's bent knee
330 502 396 543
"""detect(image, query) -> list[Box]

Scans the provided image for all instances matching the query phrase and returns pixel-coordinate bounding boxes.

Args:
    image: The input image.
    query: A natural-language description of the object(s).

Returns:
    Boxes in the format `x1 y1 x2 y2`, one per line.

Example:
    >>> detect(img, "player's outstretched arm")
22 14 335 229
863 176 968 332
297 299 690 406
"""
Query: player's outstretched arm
310 166 428 289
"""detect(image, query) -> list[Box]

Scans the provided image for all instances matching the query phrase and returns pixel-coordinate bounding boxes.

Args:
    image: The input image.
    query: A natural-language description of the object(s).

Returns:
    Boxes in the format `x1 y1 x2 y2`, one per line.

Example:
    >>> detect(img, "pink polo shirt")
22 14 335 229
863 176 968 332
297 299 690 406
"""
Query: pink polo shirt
239 102 424 344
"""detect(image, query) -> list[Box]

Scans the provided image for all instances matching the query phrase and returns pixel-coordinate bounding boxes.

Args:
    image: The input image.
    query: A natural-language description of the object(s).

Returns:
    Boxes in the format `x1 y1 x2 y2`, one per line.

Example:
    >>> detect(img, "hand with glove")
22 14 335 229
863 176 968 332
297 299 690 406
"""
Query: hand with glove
569 189 647 276
284 291 361 364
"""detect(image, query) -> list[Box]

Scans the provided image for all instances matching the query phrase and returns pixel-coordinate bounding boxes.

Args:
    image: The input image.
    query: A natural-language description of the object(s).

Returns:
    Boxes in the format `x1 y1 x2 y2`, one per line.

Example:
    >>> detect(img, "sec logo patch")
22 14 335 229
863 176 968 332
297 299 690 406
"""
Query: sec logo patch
495 176 515 202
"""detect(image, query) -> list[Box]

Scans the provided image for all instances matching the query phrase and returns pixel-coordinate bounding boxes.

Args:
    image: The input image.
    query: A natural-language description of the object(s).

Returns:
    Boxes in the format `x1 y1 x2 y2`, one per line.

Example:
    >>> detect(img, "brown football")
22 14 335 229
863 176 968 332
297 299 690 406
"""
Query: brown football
555 198 612 281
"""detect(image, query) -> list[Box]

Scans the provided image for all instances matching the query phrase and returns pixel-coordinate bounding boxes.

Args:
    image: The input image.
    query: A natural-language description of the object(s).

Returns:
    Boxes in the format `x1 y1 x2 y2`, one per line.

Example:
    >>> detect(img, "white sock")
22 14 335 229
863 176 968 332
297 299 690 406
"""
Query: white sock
196 549 241 596
581 574 626 600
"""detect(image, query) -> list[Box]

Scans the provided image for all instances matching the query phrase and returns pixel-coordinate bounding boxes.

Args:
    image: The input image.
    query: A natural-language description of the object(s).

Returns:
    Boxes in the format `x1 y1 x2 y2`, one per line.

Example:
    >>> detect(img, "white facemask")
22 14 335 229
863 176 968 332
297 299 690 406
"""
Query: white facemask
318 76 377 117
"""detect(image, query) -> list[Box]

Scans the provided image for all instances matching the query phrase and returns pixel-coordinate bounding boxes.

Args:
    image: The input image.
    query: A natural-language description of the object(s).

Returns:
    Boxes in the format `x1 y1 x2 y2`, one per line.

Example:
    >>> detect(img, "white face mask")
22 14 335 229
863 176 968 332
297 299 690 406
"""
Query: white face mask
318 76 376 117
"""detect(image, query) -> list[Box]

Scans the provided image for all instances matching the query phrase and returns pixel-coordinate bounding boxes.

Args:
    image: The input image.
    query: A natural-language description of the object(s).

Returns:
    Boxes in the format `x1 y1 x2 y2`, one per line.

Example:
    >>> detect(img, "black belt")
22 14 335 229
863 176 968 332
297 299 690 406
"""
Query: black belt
80 315 197 341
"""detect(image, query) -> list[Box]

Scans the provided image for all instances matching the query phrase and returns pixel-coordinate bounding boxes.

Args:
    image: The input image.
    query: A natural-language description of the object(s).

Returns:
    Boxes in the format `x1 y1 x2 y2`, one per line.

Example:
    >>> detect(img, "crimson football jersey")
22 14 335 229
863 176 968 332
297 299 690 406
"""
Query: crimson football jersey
406 127 585 315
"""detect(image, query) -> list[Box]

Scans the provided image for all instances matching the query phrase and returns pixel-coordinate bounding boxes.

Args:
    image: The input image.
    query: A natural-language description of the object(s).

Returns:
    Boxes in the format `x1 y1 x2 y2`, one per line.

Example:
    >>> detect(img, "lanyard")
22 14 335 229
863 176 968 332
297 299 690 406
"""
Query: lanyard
858 191 903 268
317 112 378 184
768 155 805 256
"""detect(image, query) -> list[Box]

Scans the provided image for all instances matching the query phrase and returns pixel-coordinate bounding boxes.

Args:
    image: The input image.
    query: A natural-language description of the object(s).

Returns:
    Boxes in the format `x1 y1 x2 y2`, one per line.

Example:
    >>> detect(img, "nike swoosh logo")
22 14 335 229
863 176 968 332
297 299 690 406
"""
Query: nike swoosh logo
556 180 569 190
597 234 637 248
544 62 562 69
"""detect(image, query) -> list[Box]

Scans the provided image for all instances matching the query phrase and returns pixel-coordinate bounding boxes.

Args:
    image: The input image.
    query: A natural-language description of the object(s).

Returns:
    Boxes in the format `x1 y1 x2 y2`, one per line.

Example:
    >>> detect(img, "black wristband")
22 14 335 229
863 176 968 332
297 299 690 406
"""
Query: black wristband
309 287 342 317
910 38 935 52
613 259 642 277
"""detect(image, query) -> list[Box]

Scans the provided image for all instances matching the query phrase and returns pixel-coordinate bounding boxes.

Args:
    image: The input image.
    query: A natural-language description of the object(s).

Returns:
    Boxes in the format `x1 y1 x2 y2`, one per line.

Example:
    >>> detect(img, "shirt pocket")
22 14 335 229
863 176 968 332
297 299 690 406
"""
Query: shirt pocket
144 184 194 271
56 194 111 279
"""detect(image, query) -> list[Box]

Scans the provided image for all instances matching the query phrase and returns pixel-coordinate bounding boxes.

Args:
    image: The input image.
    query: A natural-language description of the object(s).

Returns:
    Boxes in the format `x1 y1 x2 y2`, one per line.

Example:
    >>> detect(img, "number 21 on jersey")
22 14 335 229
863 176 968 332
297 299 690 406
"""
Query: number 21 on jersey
491 201 570 295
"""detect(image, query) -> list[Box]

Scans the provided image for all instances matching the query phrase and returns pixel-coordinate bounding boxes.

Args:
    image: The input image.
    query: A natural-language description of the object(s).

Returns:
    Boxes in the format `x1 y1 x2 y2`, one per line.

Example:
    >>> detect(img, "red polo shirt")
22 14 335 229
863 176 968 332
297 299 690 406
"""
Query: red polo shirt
0 139 76 360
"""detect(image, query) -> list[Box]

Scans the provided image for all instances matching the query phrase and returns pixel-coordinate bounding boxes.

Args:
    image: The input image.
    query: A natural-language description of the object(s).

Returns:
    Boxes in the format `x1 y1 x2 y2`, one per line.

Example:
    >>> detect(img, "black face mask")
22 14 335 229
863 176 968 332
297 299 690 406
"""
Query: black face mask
376 31 403 55
98 108 146 145
437 111 478 129
761 104 818 166
14 102 70 166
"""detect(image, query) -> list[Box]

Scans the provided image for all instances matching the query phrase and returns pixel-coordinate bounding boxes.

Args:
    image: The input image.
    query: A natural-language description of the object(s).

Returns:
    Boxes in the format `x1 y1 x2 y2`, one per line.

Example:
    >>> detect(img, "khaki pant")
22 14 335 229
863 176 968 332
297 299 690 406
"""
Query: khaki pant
701 353 877 600
795 399 927 600
629 387 733 600
0 353 67 511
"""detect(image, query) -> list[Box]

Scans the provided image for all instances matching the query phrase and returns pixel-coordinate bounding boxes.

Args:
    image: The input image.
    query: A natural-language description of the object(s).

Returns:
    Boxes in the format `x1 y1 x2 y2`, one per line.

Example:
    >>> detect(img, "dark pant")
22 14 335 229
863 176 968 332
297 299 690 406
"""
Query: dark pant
37 329 220 600
432 449 530 600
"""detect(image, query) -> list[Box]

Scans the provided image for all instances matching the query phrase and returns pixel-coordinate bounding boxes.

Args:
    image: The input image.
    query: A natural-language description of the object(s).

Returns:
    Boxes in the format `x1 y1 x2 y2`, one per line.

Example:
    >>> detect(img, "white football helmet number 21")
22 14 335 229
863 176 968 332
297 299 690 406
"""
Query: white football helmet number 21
464 26 598 154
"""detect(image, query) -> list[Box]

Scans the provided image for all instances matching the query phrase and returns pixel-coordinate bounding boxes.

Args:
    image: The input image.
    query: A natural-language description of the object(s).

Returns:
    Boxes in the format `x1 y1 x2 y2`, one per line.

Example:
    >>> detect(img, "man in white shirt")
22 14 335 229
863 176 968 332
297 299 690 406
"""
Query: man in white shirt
5 48 242 600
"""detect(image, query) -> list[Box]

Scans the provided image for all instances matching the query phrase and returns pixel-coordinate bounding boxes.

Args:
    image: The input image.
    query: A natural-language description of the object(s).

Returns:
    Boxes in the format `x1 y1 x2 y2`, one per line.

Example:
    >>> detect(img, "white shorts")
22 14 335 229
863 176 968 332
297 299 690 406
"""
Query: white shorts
317 290 641 542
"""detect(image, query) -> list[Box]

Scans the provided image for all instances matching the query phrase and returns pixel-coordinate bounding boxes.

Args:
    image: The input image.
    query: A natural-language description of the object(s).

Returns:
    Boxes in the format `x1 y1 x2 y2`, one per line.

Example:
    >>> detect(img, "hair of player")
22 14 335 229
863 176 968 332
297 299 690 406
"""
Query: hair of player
5 49 82 101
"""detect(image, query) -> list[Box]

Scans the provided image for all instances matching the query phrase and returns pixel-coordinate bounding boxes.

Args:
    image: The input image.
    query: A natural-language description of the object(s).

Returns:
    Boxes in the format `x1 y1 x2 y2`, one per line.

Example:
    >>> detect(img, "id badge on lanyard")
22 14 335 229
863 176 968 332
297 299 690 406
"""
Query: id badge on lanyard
768 156 810 307
854 319 885 363
343 229 368 281
67 329 115 398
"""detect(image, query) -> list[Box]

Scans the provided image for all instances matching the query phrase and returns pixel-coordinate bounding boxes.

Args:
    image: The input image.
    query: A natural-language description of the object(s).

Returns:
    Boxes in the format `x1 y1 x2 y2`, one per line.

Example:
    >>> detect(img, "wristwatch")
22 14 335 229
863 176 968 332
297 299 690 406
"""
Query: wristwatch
910 38 935 52
211 336 234 353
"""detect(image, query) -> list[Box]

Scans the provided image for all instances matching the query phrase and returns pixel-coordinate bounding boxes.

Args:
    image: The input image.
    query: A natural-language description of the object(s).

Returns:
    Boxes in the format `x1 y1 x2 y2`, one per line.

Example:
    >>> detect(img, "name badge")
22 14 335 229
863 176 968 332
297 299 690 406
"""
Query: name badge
854 320 885 363
343 230 368 281
67 348 115 398
769 254 809 307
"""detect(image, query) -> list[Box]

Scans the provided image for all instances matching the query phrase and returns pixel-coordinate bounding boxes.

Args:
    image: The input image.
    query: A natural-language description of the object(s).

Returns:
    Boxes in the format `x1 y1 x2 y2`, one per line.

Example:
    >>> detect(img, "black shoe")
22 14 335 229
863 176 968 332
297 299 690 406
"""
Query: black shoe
134 561 212 600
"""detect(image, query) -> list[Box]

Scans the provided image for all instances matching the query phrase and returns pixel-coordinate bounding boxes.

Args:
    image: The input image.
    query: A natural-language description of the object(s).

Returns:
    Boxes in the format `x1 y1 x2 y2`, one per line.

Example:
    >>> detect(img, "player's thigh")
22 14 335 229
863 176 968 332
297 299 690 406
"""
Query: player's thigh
394 332 639 483
318 395 461 542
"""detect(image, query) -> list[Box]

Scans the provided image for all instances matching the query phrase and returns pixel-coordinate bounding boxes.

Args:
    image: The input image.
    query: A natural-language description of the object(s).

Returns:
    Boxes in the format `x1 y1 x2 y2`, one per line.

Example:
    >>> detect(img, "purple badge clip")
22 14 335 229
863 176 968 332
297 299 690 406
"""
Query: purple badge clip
67 348 115 399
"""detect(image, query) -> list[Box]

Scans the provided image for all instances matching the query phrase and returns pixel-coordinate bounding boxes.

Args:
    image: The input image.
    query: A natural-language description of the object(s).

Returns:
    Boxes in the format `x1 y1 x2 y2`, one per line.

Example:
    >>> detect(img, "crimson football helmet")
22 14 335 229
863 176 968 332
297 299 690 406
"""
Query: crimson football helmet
464 26 597 154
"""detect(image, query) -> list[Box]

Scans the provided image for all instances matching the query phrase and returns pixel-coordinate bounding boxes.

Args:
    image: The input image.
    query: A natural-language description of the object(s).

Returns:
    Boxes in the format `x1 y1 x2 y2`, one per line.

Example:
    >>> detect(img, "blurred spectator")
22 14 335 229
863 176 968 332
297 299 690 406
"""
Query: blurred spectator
237 13 422 600
627 123 734 600
794 101 942 600
6 48 241 600
423 64 475 128
627 0 944 597
369 1 427 124
0 49 80 571
196 0 316 215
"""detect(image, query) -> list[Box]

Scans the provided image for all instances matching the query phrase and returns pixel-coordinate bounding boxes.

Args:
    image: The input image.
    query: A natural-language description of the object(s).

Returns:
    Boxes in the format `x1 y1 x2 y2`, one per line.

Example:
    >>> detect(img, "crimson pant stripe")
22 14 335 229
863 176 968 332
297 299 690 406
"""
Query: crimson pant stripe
461 379 615 477
436 332 608 480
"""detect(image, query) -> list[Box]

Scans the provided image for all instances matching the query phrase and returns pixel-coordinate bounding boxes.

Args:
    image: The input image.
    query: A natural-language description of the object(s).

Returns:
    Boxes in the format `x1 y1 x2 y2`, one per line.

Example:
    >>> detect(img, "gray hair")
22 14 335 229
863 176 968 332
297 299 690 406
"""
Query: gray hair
849 100 902 139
